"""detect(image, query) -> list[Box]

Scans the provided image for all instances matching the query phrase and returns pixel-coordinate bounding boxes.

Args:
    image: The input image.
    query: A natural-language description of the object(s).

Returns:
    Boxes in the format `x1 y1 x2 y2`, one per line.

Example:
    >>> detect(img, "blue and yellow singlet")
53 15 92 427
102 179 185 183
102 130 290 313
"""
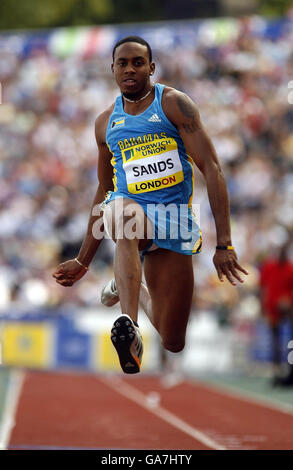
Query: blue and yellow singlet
104 83 202 255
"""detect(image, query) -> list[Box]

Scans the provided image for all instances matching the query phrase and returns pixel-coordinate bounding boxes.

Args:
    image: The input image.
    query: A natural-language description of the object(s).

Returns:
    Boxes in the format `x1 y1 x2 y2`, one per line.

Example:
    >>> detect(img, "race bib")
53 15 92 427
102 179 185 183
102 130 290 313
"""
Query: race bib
122 137 184 194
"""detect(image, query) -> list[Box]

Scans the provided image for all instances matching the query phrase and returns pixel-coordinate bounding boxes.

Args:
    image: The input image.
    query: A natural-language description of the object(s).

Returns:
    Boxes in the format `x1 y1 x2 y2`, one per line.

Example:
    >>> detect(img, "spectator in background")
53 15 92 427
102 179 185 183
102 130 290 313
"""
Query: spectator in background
259 241 293 386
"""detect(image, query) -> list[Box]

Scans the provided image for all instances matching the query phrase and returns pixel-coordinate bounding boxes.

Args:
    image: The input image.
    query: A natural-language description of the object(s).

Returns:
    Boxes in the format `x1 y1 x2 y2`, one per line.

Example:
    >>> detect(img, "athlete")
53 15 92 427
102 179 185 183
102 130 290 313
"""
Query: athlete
53 36 248 374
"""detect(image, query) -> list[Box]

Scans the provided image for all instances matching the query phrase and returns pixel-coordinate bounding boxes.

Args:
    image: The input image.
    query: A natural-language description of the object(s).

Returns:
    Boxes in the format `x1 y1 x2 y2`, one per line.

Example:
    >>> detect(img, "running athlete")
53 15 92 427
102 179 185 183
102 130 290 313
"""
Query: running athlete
53 36 248 374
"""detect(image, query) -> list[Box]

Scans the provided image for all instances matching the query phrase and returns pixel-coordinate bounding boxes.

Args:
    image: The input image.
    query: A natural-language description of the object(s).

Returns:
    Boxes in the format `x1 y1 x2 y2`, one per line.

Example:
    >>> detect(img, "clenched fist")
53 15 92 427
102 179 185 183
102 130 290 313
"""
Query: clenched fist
52 259 88 287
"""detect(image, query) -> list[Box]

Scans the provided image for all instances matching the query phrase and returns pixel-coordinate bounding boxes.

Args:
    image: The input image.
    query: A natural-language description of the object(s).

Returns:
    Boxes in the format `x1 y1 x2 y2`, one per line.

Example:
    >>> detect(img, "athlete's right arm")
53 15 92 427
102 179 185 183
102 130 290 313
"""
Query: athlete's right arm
53 110 114 287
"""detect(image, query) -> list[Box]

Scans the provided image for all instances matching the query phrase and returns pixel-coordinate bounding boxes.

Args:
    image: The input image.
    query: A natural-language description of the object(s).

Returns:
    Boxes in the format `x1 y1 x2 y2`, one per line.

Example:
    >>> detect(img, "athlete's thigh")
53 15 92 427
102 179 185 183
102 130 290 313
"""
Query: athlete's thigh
103 197 153 251
143 249 194 346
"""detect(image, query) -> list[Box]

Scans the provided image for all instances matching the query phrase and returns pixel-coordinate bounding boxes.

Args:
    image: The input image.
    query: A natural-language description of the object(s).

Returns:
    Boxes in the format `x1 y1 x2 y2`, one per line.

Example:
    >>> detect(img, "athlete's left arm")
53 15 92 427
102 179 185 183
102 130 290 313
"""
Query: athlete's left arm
163 89 248 285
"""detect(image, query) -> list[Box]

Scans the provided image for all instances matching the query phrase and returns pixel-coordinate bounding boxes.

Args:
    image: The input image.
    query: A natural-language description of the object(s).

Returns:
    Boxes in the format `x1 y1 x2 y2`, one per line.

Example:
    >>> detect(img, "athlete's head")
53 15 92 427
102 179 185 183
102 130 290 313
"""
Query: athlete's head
111 36 155 99
112 36 153 63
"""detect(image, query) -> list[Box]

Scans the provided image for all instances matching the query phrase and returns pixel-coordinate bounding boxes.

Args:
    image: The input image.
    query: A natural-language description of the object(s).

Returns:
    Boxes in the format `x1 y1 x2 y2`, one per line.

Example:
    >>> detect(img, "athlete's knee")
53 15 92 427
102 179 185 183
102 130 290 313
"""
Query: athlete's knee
162 339 185 353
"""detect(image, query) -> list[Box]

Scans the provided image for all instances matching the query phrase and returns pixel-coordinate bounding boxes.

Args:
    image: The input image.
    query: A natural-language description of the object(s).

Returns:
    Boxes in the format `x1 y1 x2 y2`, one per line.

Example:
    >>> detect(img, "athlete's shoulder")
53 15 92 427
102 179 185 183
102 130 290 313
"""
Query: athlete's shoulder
161 85 199 127
161 85 196 109
161 85 181 98
95 103 115 144
95 102 115 128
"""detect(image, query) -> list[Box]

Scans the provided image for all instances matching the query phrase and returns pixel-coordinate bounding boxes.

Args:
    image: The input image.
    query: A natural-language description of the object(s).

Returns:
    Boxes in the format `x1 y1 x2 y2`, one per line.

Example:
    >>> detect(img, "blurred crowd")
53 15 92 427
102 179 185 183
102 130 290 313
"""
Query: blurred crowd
0 16 293 326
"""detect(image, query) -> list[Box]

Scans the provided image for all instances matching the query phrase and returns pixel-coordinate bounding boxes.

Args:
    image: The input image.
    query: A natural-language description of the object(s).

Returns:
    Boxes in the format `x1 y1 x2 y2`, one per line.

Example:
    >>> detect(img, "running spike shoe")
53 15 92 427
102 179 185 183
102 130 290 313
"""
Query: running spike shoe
111 314 143 374
101 278 119 307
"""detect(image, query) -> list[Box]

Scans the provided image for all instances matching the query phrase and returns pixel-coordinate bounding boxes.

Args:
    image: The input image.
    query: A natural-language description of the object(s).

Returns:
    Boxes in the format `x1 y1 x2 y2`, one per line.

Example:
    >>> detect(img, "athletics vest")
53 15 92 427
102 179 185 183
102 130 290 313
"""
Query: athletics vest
106 83 194 205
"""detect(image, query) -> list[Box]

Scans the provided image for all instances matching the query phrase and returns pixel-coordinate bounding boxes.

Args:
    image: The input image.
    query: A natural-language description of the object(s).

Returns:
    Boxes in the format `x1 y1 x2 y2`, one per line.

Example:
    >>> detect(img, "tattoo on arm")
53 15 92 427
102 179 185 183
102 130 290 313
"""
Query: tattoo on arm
182 122 201 133
177 94 202 134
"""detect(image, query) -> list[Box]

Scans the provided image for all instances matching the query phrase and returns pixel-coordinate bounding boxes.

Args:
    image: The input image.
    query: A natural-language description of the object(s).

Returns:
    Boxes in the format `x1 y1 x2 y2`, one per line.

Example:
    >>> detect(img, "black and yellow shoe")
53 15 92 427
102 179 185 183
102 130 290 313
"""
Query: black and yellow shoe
111 314 143 374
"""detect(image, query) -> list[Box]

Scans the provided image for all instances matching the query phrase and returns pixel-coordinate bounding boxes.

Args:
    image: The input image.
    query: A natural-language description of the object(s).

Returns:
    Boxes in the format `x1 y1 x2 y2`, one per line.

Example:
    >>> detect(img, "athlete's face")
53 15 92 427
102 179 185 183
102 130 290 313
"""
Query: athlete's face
111 42 155 97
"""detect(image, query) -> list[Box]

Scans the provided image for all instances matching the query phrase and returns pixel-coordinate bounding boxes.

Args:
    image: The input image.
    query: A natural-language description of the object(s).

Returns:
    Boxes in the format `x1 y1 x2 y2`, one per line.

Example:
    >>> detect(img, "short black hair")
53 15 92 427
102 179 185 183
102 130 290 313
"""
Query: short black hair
112 36 152 63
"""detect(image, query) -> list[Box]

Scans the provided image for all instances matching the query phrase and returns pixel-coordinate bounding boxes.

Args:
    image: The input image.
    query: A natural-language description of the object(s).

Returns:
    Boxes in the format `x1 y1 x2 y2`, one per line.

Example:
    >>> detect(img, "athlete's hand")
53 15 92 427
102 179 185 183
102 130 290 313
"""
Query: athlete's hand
52 259 88 287
213 249 248 286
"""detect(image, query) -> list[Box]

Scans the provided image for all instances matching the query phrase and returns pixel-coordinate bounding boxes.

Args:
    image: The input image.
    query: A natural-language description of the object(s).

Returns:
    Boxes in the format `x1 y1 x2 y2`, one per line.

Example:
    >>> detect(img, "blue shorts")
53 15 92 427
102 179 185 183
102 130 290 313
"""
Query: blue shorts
102 191 202 256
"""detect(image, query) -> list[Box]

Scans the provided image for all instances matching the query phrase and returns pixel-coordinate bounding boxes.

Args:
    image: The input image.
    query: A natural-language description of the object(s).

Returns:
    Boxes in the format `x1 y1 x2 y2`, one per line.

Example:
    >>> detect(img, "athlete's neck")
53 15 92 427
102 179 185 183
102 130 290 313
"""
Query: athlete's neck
122 84 154 104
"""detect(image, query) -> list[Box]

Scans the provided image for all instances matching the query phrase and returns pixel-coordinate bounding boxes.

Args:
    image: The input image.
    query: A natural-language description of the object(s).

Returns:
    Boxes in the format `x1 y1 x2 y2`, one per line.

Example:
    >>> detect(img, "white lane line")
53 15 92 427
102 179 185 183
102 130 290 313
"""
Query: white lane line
188 378 293 416
100 376 226 450
0 369 25 450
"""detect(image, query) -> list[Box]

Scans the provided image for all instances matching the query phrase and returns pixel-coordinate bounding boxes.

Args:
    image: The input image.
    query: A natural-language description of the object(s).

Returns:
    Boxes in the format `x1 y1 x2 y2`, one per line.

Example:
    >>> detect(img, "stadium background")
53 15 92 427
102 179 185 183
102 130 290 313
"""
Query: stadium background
0 0 293 451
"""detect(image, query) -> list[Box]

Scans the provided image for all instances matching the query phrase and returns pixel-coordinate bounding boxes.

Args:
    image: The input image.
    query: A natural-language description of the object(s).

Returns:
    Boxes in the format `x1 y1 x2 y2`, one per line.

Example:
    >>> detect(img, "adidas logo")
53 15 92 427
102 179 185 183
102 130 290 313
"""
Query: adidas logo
125 362 134 367
148 113 161 122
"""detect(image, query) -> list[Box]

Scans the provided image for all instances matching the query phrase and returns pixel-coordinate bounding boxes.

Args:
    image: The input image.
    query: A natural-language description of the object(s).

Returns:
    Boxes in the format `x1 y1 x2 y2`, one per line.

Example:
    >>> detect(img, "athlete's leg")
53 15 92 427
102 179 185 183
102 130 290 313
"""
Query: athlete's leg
100 260 154 322
138 282 153 324
143 249 194 352
114 238 141 322
103 198 152 323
